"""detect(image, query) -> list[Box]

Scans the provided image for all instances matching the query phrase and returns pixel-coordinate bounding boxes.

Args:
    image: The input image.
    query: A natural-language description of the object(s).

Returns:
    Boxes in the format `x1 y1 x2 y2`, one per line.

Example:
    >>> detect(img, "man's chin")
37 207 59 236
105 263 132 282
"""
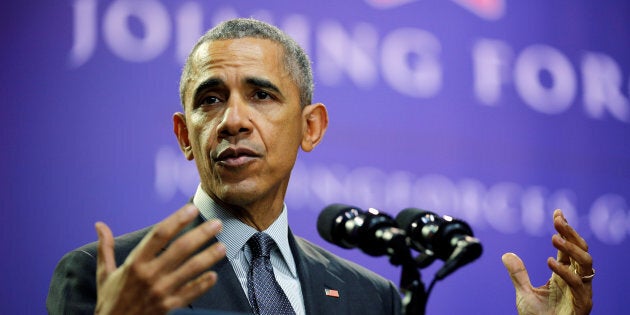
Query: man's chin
211 182 261 206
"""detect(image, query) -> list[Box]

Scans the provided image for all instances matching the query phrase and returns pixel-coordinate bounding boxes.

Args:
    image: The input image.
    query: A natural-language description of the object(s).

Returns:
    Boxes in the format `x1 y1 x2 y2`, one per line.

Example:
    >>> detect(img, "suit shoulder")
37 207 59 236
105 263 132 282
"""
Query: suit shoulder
294 236 394 287
47 225 154 315
70 225 154 261
292 236 402 314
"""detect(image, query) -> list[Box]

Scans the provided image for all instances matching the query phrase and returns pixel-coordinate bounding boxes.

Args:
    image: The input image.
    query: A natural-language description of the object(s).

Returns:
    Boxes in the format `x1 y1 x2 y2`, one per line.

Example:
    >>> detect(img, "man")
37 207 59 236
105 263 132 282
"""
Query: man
47 18 593 315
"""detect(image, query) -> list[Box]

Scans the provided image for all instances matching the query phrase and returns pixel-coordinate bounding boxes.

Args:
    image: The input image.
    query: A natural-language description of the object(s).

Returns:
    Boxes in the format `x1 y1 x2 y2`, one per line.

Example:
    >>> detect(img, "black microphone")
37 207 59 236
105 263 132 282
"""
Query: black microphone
317 204 408 258
396 208 482 280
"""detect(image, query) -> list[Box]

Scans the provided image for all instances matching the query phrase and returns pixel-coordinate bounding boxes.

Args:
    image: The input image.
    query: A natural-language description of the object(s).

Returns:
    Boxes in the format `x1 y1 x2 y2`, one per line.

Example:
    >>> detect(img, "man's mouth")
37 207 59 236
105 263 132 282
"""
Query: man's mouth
214 147 260 167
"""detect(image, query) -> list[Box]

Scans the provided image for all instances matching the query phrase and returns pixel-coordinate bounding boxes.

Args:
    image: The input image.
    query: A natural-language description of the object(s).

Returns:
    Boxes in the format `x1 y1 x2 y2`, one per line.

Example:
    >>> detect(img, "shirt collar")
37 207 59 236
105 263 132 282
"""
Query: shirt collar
192 184 297 277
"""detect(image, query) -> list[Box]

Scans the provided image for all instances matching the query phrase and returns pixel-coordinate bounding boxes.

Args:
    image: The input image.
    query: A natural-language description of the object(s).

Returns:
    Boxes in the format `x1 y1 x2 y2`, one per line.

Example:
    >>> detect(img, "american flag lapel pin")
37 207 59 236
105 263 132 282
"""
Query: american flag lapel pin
325 288 340 298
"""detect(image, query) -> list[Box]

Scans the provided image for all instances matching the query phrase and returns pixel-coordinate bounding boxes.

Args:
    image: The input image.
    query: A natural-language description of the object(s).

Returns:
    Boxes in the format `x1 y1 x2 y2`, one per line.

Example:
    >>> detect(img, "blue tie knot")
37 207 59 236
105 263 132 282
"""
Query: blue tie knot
248 232 275 259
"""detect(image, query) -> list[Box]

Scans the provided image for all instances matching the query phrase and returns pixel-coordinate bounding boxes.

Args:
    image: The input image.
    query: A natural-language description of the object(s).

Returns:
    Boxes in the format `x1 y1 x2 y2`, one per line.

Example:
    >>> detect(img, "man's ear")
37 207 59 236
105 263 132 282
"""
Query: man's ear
301 103 328 152
173 112 194 160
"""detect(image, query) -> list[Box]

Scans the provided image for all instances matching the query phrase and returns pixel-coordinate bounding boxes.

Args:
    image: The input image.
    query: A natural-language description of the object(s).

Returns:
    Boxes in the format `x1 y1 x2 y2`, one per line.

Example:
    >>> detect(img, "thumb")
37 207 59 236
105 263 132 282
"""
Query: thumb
95 222 116 287
502 252 532 293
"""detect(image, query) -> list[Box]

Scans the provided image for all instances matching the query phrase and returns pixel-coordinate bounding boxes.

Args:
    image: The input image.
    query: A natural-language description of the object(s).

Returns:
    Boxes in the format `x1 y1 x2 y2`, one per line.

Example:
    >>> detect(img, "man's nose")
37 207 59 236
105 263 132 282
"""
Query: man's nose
217 95 253 137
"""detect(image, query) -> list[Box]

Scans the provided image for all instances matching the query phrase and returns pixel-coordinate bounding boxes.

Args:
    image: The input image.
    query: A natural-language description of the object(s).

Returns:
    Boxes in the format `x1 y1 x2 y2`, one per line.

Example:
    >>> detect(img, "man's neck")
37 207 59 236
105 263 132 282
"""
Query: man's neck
206 191 284 231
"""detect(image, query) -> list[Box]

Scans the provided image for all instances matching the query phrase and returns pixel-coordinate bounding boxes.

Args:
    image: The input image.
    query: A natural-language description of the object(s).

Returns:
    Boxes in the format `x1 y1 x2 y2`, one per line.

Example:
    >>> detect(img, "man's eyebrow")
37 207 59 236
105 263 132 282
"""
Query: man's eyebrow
245 77 282 96
193 78 224 100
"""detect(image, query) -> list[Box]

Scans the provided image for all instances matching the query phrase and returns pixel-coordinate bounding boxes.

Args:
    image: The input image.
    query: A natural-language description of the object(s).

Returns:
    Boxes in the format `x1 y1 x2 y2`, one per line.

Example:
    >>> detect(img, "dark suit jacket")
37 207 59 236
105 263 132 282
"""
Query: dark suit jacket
47 214 402 314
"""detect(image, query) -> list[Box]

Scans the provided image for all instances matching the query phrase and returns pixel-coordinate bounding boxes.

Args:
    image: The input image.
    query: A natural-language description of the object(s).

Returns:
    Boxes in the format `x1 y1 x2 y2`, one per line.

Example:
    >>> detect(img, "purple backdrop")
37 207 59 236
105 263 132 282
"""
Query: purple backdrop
2 0 629 313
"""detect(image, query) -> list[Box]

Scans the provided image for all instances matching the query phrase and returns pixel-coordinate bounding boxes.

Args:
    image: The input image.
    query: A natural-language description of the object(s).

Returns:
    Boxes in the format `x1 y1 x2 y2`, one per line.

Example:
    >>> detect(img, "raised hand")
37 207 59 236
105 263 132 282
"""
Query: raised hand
502 209 593 315
95 204 226 315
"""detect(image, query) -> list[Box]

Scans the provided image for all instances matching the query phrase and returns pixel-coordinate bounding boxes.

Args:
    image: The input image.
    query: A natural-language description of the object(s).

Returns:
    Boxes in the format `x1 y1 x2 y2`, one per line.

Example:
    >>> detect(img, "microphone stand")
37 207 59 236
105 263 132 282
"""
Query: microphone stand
388 240 428 315
399 260 427 315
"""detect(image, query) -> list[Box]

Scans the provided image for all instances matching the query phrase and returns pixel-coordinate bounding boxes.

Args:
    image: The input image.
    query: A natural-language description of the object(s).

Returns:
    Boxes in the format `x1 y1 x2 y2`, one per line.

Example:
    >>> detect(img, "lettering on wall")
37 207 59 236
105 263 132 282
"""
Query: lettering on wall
155 145 630 245
69 0 630 124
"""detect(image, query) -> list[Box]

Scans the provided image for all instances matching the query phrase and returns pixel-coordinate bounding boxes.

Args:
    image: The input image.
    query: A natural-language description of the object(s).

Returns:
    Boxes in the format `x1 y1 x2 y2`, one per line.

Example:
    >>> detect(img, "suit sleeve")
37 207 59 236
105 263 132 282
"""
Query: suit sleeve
387 280 403 315
46 249 97 315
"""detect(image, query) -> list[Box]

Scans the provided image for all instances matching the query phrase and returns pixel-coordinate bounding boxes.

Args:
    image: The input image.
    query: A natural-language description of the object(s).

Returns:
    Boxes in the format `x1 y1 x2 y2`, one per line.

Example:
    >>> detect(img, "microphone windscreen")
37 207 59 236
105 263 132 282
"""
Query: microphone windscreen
317 204 356 244
395 207 425 229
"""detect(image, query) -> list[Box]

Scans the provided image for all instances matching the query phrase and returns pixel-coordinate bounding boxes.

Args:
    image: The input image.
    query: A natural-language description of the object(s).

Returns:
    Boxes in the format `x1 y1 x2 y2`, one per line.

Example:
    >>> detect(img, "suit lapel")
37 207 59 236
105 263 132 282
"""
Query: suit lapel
190 256 251 313
174 213 251 313
289 230 348 315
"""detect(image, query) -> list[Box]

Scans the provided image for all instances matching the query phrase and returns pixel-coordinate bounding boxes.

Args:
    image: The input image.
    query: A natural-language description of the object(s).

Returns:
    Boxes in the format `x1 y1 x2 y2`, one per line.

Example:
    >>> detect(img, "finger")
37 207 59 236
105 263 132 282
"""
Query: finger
552 234 592 268
553 210 589 265
501 252 533 293
95 222 116 287
163 271 219 310
152 219 223 272
552 234 593 277
131 204 200 262
554 209 588 251
547 257 582 288
552 209 570 265
548 257 594 314
154 242 226 295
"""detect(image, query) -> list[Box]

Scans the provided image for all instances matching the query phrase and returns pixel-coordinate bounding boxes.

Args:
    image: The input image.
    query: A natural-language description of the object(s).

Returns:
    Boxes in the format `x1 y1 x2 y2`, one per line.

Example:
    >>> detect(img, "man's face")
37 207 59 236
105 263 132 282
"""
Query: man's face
176 38 306 210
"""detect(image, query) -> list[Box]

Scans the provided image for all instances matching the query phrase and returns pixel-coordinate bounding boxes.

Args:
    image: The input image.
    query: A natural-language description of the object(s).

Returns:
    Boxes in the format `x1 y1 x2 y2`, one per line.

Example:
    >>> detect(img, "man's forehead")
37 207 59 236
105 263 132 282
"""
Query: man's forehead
187 38 292 84
192 38 283 66
182 37 299 106
189 39 279 82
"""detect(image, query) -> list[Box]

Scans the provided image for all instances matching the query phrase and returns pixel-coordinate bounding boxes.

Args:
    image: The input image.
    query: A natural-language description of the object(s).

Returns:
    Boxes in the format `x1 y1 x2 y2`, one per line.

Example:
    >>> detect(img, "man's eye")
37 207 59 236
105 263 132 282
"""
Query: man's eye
200 96 220 105
254 91 271 100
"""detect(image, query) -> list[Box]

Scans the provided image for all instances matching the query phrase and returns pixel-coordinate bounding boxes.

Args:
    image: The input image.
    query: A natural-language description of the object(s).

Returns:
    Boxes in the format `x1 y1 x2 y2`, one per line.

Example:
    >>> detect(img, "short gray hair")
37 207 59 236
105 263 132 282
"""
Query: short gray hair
179 18 314 108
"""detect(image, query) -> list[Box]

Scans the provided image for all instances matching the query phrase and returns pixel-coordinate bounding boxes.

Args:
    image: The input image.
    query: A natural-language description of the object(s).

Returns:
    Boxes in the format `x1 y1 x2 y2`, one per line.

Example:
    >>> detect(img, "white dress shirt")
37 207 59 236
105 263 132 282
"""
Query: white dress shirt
193 185 305 315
